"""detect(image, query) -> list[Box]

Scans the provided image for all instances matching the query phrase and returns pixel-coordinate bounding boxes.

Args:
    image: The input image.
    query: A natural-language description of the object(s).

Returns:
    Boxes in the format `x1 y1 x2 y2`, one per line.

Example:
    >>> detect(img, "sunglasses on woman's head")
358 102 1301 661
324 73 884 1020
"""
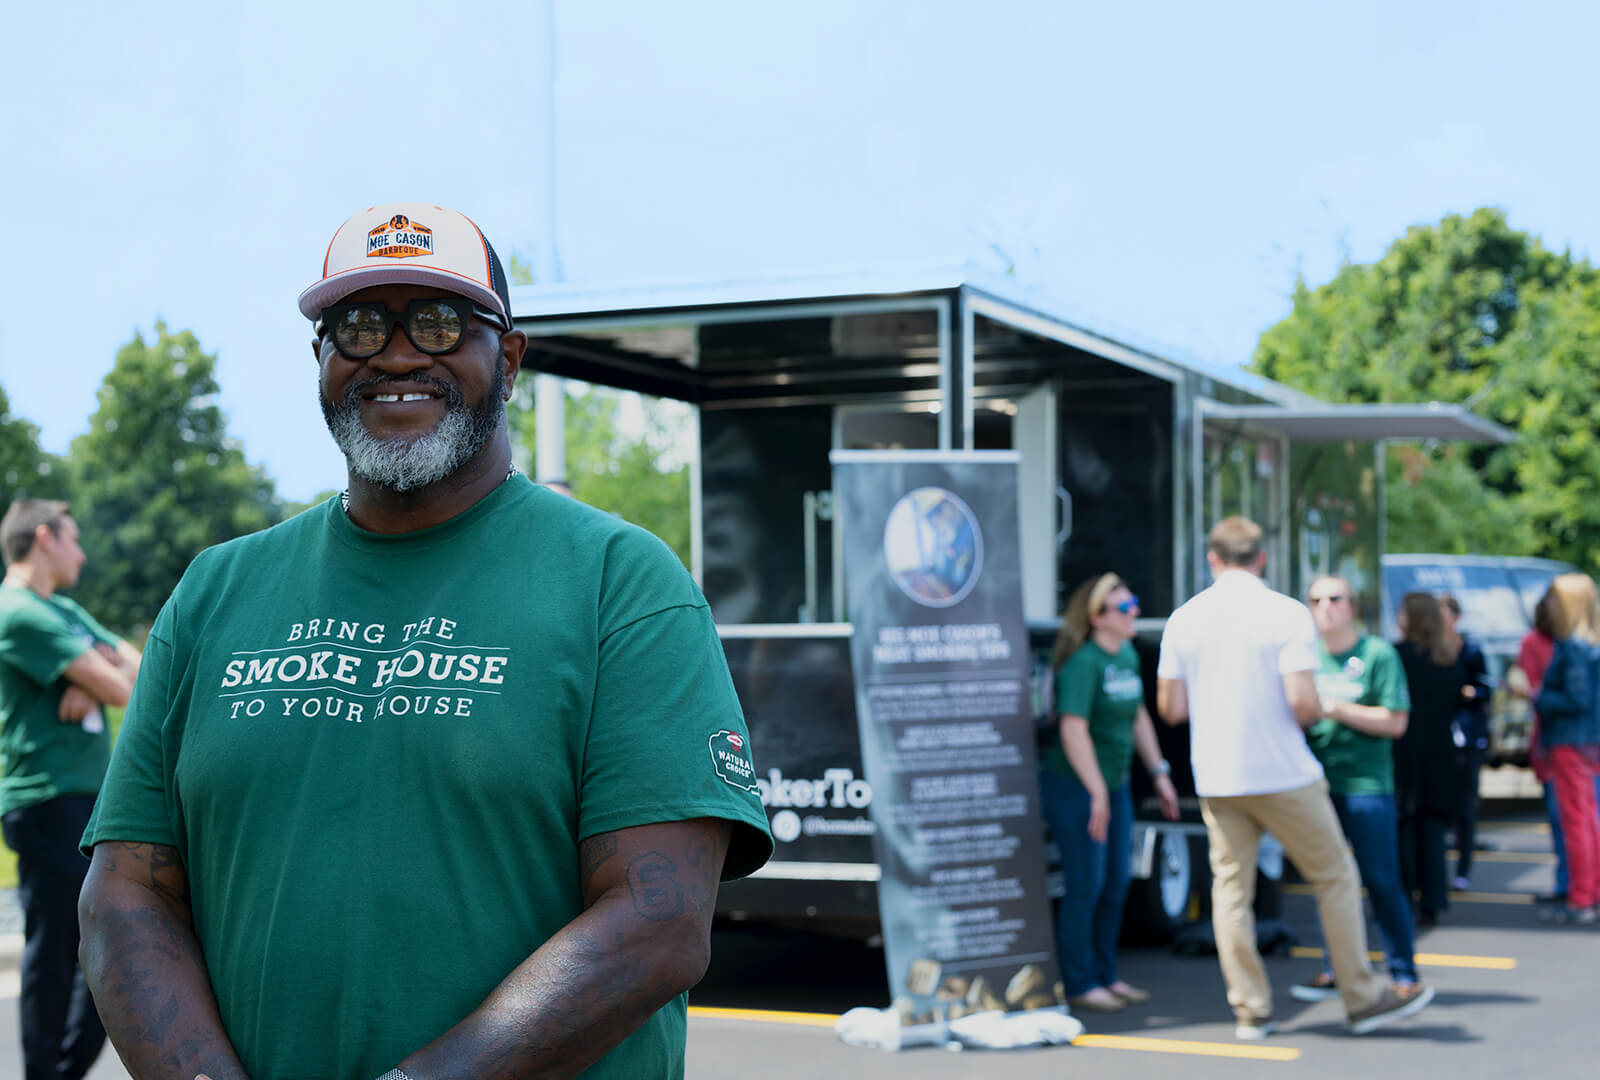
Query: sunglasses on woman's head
317 298 508 360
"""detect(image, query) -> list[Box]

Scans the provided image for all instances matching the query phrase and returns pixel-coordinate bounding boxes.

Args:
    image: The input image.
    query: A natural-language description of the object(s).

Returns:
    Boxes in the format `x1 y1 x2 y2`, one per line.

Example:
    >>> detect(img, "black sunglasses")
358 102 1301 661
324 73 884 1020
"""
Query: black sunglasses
317 298 508 360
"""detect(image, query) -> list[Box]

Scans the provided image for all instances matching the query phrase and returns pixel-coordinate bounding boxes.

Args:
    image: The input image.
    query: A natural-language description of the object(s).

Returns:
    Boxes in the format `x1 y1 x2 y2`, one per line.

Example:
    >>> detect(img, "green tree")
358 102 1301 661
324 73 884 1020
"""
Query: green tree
0 384 67 511
509 382 691 565
1252 208 1600 569
282 489 342 518
67 323 281 634
503 253 691 563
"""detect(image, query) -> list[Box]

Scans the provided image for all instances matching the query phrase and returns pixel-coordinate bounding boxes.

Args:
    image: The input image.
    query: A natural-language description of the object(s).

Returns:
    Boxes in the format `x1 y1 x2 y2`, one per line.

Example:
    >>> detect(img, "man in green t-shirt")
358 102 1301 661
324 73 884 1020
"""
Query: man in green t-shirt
77 203 773 1080
0 499 140 1080
1293 574 1420 1000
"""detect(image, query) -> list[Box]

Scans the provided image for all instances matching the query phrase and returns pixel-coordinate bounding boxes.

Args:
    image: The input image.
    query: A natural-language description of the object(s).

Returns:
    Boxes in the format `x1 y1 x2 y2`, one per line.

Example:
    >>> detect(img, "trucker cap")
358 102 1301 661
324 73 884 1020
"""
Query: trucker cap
297 202 512 324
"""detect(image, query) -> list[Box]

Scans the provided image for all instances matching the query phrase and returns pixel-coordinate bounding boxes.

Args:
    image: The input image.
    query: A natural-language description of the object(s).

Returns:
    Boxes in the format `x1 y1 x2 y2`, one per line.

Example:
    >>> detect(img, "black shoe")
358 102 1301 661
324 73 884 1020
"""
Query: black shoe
1290 973 1339 1002
1538 891 1569 905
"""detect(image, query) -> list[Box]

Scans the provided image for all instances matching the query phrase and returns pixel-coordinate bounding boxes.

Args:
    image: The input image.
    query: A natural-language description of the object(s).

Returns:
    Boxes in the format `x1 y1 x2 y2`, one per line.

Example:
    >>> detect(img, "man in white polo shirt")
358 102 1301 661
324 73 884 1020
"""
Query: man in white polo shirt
1156 517 1433 1039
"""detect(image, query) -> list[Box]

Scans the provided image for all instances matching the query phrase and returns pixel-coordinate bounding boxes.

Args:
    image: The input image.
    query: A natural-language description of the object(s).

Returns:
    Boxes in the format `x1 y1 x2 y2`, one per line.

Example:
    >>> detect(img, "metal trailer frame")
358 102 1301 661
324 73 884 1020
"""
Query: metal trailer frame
509 265 1514 935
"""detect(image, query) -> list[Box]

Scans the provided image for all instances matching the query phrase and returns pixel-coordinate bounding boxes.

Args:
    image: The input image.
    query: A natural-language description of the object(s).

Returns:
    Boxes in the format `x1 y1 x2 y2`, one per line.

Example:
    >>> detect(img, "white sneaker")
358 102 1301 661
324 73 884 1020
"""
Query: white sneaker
1235 1017 1277 1040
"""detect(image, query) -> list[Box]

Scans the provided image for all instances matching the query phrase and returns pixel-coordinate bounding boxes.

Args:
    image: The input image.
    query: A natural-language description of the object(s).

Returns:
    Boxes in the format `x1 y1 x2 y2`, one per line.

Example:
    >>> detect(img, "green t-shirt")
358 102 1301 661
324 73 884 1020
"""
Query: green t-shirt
83 479 773 1080
1045 640 1143 789
1307 635 1411 795
0 585 119 815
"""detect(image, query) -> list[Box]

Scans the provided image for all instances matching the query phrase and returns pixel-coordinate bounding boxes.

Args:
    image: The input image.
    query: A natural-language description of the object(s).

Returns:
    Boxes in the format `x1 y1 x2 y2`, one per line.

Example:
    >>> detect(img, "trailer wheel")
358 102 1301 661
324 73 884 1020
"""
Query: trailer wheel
1123 830 1195 943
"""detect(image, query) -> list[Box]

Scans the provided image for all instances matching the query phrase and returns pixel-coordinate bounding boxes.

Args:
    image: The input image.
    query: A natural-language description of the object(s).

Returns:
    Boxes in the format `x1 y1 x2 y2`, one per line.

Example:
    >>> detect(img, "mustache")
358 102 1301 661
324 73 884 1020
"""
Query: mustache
341 373 464 409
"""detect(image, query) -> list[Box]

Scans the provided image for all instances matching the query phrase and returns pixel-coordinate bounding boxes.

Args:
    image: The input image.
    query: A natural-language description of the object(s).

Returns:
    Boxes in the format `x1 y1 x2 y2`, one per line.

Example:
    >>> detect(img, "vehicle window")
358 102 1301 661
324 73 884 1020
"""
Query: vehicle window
1382 564 1526 641
1507 567 1563 623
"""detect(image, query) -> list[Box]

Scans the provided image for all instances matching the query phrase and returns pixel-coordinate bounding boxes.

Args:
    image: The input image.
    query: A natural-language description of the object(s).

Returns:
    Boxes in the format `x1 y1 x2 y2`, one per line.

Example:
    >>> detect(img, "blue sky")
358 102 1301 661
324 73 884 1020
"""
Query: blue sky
2 0 1594 499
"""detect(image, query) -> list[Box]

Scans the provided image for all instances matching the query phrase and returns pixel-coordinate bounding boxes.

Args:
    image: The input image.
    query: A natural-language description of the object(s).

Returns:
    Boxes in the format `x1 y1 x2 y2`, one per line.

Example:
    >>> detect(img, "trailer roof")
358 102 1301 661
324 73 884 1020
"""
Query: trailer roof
508 262 1311 406
1199 402 1515 444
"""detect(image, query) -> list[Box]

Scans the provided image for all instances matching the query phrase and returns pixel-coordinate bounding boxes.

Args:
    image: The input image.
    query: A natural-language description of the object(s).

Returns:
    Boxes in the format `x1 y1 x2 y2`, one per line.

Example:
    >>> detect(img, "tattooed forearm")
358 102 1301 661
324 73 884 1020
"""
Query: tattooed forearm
79 844 250 1080
399 818 734 1080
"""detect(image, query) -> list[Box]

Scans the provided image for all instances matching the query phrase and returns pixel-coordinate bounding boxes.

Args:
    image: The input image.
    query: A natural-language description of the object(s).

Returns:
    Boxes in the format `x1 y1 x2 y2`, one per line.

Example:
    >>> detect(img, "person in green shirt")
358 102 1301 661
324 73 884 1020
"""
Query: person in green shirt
0 498 140 1080
1292 574 1420 1001
77 202 773 1080
1040 572 1179 1013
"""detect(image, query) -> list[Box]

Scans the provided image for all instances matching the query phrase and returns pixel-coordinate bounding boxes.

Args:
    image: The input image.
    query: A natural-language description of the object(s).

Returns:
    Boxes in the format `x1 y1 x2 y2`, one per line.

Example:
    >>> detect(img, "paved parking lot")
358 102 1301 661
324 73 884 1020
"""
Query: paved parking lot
684 813 1592 1079
0 813 1588 1078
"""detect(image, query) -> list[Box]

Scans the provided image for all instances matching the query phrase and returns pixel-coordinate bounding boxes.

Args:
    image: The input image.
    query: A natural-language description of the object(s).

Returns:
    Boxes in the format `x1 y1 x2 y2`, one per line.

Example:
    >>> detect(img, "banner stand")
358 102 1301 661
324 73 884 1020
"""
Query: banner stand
831 450 1071 1048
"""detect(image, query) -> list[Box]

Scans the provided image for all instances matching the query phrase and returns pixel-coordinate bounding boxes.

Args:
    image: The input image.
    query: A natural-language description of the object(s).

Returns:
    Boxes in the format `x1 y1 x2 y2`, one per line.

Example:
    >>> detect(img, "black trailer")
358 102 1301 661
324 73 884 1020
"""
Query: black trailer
511 266 1512 939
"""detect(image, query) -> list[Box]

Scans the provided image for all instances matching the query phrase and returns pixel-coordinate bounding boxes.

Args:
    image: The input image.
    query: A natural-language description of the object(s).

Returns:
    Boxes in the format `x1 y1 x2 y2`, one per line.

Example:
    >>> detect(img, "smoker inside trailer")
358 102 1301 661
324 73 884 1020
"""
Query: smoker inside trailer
511 268 1512 939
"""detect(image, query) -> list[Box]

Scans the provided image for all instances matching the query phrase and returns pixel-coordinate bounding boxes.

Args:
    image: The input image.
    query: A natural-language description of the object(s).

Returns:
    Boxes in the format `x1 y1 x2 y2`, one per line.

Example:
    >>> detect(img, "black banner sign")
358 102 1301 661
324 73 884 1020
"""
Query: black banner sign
832 450 1062 1026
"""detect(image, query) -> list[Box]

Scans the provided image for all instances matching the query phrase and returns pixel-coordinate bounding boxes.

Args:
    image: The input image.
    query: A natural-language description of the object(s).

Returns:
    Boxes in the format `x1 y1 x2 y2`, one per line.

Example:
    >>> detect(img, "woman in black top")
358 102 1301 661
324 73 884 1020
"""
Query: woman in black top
1440 594 1492 889
1393 592 1463 926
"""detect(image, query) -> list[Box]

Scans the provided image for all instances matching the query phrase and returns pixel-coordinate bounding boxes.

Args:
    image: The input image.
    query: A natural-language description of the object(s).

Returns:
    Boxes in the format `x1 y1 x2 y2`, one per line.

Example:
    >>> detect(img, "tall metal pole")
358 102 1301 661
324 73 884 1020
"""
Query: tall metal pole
534 0 567 486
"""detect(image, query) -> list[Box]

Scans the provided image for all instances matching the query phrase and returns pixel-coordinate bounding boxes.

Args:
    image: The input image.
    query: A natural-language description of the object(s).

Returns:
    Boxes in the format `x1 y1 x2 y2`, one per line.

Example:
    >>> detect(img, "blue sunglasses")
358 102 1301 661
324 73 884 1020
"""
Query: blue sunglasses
1112 595 1140 614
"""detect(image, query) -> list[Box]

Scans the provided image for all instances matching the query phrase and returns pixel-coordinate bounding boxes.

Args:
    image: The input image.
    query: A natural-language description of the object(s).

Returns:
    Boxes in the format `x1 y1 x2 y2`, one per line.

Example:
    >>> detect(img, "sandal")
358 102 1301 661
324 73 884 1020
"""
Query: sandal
1109 982 1151 1005
1067 987 1126 1011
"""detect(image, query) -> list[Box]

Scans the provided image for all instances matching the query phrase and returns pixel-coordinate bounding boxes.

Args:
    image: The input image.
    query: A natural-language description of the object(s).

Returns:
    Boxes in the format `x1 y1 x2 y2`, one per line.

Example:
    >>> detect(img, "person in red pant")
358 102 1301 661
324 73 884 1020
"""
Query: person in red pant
1533 573 1600 924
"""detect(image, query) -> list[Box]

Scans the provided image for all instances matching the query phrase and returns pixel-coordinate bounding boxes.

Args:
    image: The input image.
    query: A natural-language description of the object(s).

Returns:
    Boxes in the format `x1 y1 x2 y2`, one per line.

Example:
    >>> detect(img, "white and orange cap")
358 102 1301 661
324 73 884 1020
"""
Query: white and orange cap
297 201 512 323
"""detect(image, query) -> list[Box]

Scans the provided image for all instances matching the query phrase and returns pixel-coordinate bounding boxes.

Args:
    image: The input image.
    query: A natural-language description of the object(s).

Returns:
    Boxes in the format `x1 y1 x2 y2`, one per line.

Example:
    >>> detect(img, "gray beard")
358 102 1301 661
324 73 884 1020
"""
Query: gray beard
321 373 503 493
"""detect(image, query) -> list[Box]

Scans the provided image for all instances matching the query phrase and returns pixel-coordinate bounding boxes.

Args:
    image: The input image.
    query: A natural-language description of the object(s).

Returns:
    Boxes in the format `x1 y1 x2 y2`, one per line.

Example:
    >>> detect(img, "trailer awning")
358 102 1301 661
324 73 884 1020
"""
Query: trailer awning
1199 402 1514 444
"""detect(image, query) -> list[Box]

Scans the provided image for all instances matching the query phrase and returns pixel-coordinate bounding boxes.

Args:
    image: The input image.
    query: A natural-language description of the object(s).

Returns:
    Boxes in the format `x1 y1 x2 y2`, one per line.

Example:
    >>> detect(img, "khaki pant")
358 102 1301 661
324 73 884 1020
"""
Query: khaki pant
1201 779 1386 1021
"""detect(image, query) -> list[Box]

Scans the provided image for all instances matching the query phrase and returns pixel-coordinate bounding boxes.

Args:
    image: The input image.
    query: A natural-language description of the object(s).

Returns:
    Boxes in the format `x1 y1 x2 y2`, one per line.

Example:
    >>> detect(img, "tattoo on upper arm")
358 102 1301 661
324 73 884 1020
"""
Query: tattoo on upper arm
685 828 721 879
580 833 619 891
104 842 191 909
624 851 685 922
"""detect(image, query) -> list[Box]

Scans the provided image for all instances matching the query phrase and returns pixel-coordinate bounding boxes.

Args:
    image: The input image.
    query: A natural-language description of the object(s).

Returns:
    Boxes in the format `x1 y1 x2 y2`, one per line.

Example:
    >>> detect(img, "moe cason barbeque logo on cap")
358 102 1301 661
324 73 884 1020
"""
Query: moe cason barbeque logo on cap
883 486 984 608
366 214 435 259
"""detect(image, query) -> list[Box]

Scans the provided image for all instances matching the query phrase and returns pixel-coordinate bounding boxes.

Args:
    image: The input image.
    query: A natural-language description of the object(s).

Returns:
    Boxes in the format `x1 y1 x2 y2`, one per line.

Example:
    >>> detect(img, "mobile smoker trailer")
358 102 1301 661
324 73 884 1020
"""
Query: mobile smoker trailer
510 266 1513 941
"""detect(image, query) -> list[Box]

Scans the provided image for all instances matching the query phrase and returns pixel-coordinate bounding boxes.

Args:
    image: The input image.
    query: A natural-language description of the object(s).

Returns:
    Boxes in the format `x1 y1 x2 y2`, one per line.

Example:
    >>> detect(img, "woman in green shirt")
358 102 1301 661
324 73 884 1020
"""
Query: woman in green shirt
1040 573 1179 1011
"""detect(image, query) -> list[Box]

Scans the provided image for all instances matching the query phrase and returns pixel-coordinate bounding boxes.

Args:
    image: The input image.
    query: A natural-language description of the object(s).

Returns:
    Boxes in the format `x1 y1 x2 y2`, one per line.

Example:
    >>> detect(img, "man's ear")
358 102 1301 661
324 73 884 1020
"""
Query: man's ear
311 338 323 364
500 330 528 401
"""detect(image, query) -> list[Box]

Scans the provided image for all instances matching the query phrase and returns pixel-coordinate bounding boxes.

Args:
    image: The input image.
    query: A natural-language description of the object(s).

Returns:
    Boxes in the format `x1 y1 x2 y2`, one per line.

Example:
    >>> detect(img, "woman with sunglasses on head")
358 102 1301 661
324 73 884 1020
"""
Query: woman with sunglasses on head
1532 573 1600 924
1039 573 1180 1013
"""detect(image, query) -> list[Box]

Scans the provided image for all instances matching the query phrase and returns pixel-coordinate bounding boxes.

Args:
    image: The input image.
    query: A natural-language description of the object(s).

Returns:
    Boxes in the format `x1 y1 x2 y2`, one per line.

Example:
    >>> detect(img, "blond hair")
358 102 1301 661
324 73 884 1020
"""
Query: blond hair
1547 573 1600 644
1052 572 1125 668
1208 516 1263 568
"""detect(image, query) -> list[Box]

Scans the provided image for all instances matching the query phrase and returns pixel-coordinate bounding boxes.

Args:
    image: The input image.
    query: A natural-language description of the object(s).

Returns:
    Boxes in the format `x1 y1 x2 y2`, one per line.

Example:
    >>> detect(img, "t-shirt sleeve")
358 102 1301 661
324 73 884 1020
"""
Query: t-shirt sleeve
1055 650 1096 719
1278 603 1320 674
580 545 773 881
1156 618 1185 680
55 595 121 650
80 604 180 856
1368 642 1411 712
0 597 91 687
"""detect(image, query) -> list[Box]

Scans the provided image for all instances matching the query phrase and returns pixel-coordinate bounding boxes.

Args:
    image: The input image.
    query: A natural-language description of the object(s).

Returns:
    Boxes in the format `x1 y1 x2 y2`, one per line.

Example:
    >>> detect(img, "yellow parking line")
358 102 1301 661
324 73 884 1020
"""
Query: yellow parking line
1448 850 1556 864
1290 946 1516 970
1480 821 1549 834
687 1007 1304 1060
1074 1034 1301 1062
1452 890 1535 905
688 1006 840 1027
1284 884 1534 905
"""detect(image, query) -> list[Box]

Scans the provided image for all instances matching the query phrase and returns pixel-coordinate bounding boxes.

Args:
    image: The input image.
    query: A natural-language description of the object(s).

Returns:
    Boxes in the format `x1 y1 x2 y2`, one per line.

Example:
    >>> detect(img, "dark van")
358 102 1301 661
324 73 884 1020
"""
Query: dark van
1379 554 1576 765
